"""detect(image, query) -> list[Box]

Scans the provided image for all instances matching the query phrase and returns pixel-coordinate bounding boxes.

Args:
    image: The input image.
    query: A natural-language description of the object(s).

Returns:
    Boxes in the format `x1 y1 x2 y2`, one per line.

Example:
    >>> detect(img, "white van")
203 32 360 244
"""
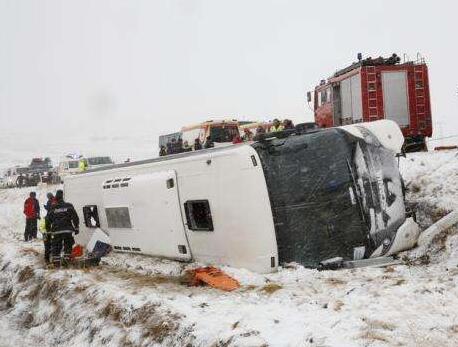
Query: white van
58 158 81 182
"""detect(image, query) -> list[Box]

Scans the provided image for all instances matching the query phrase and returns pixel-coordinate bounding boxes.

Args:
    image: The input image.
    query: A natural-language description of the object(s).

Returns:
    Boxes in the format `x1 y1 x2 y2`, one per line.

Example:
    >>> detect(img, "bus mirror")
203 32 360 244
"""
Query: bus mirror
306 91 312 103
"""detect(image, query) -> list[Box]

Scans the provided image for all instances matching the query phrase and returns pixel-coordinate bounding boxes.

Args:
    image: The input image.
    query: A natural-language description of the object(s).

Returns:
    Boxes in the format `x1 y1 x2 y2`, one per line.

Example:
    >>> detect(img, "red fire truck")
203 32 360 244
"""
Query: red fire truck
310 54 432 151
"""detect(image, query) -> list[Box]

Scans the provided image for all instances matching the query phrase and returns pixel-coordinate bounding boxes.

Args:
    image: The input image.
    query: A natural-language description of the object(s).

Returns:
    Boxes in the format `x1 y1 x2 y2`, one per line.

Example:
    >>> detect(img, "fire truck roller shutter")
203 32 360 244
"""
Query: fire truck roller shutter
382 71 410 127
340 74 363 124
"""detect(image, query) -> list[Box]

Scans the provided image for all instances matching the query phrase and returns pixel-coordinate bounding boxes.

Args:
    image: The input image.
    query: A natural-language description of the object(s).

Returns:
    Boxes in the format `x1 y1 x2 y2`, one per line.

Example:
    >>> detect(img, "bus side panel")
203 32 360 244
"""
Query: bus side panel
65 145 279 273
178 147 279 273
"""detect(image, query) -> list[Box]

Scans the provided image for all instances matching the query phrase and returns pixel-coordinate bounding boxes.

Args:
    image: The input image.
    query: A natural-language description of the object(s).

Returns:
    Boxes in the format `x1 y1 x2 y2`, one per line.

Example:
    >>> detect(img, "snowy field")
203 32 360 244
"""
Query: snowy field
0 149 457 347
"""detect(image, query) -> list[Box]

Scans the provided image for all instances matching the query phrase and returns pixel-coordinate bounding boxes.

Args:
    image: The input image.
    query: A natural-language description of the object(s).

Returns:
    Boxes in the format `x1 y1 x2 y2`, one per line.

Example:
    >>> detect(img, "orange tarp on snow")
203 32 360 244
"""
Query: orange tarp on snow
188 266 240 291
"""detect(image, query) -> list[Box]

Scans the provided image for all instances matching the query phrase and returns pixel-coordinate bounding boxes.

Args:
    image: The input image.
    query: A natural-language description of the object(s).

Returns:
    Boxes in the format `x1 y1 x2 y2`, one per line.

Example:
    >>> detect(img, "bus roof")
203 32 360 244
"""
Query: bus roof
181 119 239 131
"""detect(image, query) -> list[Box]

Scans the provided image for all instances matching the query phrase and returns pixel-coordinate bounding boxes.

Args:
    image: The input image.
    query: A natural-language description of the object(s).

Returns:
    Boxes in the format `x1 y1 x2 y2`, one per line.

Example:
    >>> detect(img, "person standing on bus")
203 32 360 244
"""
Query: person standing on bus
242 128 254 141
283 119 295 130
183 141 192 152
176 138 184 153
270 119 284 132
194 138 203 150
232 135 243 144
204 136 214 149
256 125 266 135
169 138 177 154
23 192 40 241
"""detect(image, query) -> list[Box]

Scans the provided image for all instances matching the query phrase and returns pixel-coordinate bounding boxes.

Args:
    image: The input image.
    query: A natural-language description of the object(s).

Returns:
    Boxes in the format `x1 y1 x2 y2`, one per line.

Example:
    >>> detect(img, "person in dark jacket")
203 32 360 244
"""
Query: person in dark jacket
183 141 192 152
283 119 294 130
166 141 173 155
204 136 214 149
45 190 79 265
159 145 167 156
194 138 203 150
175 138 184 153
23 192 40 241
43 192 57 263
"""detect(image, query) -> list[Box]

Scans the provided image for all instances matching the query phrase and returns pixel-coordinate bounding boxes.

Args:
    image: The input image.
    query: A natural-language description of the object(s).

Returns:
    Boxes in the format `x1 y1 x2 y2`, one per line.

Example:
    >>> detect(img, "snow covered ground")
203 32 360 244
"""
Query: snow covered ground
0 149 457 347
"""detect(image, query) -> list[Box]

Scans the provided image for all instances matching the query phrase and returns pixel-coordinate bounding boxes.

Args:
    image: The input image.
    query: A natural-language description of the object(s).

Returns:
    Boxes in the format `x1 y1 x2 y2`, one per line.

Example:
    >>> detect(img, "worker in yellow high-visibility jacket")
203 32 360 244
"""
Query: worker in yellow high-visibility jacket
79 159 88 172
270 118 284 132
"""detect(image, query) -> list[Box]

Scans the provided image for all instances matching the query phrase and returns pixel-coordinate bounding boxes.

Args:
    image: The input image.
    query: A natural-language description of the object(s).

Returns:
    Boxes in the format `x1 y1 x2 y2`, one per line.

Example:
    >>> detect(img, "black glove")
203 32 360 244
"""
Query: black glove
74 229 79 235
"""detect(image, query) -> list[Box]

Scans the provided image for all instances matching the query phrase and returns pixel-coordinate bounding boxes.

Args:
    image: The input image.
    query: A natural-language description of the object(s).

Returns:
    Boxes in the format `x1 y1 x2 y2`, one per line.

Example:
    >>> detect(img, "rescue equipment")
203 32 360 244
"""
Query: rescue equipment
187 267 240 291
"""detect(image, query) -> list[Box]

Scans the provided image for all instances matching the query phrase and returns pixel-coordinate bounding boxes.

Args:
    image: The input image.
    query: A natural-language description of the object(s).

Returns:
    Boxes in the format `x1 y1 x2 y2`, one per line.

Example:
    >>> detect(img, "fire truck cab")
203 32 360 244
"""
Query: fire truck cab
312 54 432 151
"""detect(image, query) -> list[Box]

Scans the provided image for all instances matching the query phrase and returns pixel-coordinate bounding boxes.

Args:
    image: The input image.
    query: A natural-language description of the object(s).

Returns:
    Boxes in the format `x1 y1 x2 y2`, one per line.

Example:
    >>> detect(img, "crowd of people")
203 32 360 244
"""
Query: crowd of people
159 136 216 156
23 190 79 266
159 118 295 156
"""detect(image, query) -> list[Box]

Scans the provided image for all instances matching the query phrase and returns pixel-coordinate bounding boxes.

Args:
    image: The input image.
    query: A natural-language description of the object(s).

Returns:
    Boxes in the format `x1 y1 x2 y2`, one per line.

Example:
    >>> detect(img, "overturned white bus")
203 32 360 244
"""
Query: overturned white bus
65 120 419 273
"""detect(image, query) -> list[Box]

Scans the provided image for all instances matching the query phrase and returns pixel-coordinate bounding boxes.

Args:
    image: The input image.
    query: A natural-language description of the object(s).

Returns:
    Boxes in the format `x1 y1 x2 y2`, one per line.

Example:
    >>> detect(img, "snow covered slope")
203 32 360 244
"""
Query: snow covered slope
0 150 457 346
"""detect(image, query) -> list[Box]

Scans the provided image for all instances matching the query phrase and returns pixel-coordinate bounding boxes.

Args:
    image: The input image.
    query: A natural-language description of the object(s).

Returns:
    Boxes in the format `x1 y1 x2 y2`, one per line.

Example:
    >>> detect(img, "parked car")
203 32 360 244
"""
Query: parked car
2 166 30 188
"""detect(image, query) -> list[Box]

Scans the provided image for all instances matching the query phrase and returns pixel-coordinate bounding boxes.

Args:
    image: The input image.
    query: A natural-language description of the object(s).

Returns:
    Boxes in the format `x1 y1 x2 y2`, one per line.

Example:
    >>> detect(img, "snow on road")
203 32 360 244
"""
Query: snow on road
0 150 458 347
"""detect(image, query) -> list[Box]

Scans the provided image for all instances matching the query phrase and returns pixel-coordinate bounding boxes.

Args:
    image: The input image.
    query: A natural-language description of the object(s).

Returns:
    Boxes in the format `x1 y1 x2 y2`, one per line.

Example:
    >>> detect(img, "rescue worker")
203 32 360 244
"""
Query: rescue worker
242 128 254 142
256 125 266 135
46 190 79 266
17 174 25 188
166 141 173 154
183 141 192 152
176 138 184 153
204 136 214 149
283 119 294 130
169 138 177 154
23 192 40 241
232 135 243 144
43 193 57 263
79 158 88 172
194 138 203 150
270 118 284 132
25 173 30 187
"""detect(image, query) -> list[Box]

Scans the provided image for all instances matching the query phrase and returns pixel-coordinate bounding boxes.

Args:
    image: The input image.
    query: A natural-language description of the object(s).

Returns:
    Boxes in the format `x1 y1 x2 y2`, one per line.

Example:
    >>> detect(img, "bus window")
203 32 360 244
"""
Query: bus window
210 126 239 143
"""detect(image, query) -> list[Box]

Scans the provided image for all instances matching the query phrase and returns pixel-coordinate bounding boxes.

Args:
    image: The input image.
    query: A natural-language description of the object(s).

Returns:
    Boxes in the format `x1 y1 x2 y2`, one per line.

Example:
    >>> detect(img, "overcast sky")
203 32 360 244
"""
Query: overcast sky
1 0 457 143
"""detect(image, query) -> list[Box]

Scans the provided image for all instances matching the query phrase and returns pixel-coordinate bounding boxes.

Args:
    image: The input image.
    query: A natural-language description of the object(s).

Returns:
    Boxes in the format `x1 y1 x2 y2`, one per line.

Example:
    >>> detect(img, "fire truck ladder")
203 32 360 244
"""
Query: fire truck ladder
414 66 426 129
366 66 379 120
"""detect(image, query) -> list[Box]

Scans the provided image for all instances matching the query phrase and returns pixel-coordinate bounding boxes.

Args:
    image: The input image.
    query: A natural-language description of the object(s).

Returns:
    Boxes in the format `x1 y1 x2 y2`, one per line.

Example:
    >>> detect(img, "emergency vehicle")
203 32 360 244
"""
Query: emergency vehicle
310 53 432 151
159 120 241 152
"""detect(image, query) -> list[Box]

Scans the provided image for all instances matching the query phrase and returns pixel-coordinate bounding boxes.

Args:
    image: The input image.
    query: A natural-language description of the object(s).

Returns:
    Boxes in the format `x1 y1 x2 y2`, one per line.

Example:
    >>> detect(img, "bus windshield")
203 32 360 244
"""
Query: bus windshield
210 126 239 143
68 161 79 169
